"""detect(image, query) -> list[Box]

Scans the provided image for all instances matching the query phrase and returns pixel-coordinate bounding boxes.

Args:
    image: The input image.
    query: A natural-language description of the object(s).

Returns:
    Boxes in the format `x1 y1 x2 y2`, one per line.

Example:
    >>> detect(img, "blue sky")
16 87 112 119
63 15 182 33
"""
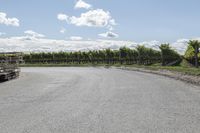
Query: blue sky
0 0 200 52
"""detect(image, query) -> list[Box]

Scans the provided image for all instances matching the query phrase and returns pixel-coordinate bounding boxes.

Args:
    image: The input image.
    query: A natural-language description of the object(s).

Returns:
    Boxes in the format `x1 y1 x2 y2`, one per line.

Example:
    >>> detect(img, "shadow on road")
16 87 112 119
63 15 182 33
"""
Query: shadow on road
0 80 6 83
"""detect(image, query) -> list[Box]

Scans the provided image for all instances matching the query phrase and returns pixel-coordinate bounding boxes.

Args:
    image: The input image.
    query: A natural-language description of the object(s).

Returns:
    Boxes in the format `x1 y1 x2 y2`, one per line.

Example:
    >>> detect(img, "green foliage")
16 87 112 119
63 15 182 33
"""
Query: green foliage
159 44 181 66
23 46 161 65
136 45 161 65
130 46 158 64
23 44 185 67
184 40 200 67
188 40 200 50
185 45 196 60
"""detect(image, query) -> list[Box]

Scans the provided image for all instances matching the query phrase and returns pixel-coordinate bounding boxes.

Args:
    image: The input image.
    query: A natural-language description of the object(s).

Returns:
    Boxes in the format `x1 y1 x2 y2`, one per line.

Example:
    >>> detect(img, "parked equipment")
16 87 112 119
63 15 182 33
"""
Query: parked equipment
0 52 23 81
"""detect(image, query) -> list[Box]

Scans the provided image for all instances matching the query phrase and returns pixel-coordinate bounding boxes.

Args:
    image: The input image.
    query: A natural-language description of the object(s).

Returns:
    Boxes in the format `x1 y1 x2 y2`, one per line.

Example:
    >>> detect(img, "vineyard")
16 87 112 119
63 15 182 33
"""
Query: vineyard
23 40 200 69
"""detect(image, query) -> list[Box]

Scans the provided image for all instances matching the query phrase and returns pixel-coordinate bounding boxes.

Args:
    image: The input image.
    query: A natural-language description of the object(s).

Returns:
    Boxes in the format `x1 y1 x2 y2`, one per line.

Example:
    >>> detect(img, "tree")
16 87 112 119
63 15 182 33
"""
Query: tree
136 45 161 65
159 44 181 66
188 40 200 68
119 47 128 64
136 45 145 64
22 46 169 66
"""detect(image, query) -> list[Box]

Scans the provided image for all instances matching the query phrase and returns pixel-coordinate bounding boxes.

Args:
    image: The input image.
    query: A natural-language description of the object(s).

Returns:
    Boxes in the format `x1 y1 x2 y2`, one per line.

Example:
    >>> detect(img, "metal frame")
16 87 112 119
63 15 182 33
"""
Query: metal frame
0 52 23 81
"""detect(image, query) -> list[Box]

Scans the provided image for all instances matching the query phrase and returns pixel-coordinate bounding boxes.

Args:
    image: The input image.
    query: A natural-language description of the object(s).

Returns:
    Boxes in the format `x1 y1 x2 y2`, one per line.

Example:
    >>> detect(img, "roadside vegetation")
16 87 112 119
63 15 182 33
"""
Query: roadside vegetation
22 40 200 76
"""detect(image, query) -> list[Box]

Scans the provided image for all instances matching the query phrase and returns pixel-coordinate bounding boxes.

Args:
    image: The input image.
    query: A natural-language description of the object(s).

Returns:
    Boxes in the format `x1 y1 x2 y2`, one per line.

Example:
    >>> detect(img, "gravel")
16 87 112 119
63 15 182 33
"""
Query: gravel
0 67 200 133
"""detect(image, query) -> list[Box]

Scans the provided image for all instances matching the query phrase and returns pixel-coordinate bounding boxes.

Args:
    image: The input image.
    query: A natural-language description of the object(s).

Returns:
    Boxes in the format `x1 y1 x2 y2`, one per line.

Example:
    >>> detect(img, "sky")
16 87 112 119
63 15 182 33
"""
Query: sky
0 0 200 53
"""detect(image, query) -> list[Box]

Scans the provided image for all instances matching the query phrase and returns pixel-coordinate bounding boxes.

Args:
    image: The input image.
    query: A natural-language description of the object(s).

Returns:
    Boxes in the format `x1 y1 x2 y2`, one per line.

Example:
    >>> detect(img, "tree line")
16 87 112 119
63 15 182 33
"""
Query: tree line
23 44 182 66
23 40 200 67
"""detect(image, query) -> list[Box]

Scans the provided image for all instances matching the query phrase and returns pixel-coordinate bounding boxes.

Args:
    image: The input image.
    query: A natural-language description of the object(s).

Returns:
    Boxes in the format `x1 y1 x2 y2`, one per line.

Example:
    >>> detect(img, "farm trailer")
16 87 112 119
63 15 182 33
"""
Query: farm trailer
0 52 23 81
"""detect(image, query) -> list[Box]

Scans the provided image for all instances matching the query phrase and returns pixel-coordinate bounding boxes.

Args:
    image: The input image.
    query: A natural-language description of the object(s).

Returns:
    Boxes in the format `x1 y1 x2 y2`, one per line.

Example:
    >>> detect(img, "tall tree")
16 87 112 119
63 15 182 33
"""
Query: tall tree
188 40 200 68
159 44 181 66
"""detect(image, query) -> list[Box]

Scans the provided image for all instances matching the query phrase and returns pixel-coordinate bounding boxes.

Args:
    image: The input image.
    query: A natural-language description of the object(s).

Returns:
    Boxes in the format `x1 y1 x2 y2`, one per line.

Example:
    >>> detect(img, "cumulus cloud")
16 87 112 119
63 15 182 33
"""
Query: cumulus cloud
57 1 119 38
24 30 45 38
99 31 119 38
0 36 133 52
171 39 189 54
0 34 194 54
57 13 69 22
75 0 92 10
0 12 20 27
70 36 83 41
70 9 115 27
109 19 117 26
140 40 160 49
107 25 114 31
58 9 116 28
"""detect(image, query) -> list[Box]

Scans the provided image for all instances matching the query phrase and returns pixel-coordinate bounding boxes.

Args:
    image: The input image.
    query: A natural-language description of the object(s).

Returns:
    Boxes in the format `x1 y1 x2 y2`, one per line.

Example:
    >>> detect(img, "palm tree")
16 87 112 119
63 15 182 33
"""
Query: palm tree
188 40 200 68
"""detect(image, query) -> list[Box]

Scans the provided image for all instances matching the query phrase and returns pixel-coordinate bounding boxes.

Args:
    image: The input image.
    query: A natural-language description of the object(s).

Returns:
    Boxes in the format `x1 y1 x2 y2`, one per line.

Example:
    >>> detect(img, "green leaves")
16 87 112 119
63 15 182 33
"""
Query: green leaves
188 40 200 50
185 40 200 67
23 44 184 66
136 45 161 65
23 47 161 65
159 44 181 66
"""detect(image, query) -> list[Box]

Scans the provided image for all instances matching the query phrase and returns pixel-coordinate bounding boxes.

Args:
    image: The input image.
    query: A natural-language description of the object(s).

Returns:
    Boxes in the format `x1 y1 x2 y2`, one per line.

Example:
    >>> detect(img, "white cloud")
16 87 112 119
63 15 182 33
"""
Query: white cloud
60 28 66 34
171 39 189 54
99 31 119 38
57 2 118 38
140 40 160 49
57 13 69 22
0 36 133 52
0 12 19 27
109 19 117 26
60 9 116 28
75 0 92 10
0 34 193 54
24 30 45 38
107 25 114 31
70 36 83 41
70 9 112 27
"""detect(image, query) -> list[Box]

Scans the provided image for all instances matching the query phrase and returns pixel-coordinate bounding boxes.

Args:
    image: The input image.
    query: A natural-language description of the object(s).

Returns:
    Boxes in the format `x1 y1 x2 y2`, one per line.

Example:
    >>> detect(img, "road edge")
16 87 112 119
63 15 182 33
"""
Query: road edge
116 67 200 86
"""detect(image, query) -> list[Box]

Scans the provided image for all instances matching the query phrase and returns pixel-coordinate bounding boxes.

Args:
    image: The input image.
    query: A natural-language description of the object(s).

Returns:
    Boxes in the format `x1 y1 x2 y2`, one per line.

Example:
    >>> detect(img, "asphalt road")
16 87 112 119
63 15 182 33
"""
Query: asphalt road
0 67 200 133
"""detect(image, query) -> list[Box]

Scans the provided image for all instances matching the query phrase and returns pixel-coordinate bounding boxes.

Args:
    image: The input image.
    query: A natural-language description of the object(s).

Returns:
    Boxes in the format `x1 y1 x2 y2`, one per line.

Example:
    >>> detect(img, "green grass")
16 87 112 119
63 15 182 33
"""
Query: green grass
120 61 200 76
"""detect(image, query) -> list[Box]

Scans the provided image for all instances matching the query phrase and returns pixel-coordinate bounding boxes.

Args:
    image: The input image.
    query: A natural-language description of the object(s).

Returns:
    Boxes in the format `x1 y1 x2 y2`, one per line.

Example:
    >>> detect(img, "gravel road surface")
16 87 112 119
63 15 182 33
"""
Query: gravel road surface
0 67 200 133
